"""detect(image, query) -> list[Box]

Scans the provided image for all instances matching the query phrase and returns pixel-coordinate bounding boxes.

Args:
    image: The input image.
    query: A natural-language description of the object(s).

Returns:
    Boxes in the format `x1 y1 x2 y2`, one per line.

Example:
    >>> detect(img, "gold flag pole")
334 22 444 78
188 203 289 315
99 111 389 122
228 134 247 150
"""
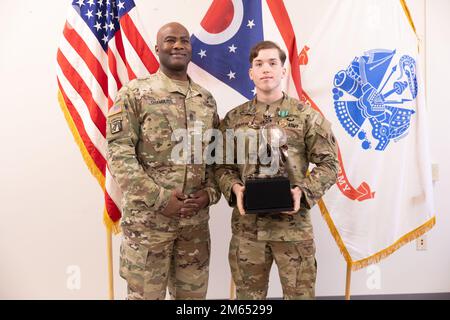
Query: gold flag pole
345 263 352 300
107 227 115 300
230 279 236 300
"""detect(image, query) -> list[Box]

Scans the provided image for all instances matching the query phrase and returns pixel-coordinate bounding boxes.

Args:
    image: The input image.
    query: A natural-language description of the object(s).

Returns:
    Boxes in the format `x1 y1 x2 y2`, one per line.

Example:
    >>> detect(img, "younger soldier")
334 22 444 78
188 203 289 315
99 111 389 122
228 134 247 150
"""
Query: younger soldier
215 41 339 299
107 22 220 300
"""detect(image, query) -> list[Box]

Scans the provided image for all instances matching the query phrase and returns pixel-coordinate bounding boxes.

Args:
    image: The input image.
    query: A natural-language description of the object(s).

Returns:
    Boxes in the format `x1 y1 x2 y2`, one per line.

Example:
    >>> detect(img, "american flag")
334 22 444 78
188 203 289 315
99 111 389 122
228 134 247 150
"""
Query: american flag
56 0 159 231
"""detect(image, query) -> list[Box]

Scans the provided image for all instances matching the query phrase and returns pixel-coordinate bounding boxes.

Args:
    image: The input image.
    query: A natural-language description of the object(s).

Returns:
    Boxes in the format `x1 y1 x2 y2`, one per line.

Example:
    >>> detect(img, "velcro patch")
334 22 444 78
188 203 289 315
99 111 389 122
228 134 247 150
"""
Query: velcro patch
110 118 123 134
108 105 122 116
206 96 216 108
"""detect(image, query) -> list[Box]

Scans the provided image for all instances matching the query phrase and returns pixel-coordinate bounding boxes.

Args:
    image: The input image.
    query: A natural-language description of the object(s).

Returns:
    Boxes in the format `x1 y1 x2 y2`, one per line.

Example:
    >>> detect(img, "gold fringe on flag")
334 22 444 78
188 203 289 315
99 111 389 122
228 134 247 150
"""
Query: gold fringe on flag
57 90 120 234
400 0 417 35
400 0 421 53
351 216 435 270
104 208 121 234
318 199 435 271
318 199 353 263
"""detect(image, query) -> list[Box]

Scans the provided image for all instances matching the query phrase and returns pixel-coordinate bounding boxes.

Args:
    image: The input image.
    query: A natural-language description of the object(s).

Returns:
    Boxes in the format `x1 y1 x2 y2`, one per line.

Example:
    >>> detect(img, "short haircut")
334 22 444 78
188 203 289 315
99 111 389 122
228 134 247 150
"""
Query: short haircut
249 41 287 65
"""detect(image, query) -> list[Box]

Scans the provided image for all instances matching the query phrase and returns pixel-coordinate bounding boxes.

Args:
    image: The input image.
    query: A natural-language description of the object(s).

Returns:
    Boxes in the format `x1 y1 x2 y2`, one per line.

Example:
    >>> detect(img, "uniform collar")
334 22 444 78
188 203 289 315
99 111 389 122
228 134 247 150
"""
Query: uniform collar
156 69 202 98
248 92 289 112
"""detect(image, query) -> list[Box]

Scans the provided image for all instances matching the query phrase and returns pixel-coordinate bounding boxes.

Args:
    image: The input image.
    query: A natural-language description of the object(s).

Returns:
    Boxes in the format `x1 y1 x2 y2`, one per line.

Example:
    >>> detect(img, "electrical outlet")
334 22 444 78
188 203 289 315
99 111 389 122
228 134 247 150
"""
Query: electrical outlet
416 235 427 251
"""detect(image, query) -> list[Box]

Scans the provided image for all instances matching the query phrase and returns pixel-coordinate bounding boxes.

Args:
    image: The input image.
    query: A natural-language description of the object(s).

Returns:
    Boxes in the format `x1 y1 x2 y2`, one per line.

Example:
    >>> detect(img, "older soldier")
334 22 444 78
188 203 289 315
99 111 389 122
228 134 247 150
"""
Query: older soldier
216 41 339 299
107 22 221 300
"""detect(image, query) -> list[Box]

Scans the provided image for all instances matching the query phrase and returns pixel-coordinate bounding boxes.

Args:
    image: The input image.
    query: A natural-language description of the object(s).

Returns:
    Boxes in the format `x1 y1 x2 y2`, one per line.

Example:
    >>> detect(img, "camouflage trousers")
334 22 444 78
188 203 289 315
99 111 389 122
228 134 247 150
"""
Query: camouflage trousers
119 222 210 300
229 235 317 300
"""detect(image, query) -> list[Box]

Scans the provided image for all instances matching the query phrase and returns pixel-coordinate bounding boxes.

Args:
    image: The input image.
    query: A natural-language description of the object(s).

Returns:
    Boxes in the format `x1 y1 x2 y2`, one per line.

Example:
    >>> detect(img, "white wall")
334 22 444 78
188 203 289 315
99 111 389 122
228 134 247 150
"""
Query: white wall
0 0 448 299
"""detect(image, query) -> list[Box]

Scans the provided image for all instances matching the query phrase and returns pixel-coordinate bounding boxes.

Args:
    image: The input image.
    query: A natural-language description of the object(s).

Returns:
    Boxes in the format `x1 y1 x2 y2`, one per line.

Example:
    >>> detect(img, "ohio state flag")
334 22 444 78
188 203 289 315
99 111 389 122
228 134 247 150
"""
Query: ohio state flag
188 0 302 109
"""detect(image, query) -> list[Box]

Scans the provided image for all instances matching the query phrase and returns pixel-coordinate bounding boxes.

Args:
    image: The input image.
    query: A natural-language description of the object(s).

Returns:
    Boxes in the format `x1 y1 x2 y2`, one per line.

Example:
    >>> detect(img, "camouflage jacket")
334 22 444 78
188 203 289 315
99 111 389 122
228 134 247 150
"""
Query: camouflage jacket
107 69 221 230
215 93 339 241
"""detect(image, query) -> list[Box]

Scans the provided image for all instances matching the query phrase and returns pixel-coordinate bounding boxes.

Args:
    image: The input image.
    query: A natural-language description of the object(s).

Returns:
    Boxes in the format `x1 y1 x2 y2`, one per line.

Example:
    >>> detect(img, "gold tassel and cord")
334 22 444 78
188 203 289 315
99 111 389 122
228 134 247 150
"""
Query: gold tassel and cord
58 90 118 299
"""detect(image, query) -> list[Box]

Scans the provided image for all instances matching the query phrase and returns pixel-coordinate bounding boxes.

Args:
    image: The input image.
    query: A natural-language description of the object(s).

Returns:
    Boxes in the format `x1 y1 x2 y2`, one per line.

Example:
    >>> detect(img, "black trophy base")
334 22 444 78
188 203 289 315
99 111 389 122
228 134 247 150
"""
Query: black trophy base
244 176 294 214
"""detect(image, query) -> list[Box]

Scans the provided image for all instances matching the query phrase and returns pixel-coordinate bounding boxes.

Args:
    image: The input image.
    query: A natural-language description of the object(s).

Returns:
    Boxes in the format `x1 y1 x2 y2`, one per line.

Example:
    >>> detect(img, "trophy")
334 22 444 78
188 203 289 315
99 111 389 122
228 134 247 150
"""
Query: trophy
244 123 294 214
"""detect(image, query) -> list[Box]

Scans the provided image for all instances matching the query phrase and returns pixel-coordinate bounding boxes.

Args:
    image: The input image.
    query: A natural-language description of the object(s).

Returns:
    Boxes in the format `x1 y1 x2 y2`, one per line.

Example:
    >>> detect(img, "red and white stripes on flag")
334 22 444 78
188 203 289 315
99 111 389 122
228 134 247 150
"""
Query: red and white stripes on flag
57 0 159 231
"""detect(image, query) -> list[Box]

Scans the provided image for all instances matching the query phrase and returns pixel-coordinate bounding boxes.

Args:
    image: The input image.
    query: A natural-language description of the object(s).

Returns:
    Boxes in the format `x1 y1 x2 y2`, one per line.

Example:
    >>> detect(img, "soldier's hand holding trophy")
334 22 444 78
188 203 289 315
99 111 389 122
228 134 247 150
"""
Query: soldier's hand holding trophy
243 123 297 214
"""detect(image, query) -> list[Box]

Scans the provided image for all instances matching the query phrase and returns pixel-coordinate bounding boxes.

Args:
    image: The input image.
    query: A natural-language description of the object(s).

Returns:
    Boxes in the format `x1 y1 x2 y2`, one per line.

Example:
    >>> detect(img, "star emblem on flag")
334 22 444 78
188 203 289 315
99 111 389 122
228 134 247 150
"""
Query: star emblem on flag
191 0 264 99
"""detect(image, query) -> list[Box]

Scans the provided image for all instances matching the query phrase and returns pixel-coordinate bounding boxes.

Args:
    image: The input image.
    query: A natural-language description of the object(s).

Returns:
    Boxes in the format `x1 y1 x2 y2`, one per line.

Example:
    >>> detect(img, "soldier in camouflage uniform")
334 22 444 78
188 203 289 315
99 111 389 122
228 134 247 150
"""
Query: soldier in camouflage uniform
106 22 221 300
216 41 339 299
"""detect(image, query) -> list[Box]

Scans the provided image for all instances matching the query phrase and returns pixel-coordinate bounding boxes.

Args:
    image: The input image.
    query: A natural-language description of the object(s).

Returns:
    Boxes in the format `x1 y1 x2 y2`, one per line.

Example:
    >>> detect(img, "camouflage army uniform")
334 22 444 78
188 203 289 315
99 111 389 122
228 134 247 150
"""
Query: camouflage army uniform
216 93 339 299
107 69 221 300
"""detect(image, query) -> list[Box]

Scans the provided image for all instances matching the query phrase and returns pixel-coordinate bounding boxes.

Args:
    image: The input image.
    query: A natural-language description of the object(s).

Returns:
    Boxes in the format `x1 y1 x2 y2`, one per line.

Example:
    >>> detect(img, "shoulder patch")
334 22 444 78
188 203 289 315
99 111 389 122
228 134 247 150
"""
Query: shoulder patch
110 118 123 134
206 95 216 108
297 102 306 112
108 105 122 116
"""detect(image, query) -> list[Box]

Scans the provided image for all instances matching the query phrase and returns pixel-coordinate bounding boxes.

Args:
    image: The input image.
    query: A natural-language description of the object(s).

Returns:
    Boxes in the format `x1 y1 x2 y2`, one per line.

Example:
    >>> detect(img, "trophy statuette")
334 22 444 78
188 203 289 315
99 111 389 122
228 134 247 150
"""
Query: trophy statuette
244 123 294 214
